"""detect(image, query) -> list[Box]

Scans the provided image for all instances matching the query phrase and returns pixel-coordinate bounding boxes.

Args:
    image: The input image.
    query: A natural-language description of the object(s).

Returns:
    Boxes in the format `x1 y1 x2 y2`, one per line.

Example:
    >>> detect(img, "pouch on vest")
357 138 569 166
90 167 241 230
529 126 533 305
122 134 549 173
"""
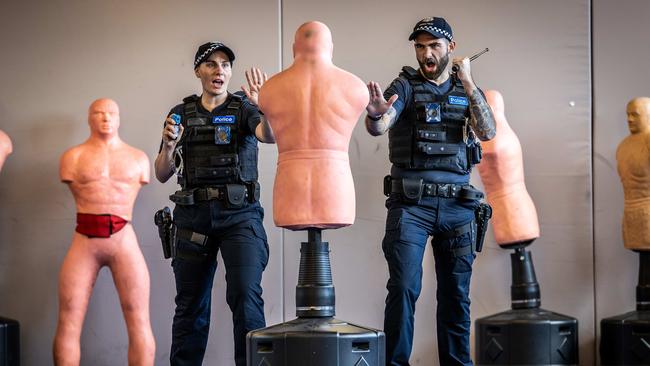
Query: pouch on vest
170 190 195 205
226 184 247 208
401 178 423 202
248 181 261 202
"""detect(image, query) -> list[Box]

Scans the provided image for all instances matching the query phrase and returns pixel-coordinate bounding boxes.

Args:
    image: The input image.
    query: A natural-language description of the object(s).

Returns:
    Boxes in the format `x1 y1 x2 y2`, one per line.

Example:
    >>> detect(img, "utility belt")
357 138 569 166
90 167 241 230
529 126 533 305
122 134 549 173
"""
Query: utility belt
383 175 484 201
169 181 260 208
384 175 492 256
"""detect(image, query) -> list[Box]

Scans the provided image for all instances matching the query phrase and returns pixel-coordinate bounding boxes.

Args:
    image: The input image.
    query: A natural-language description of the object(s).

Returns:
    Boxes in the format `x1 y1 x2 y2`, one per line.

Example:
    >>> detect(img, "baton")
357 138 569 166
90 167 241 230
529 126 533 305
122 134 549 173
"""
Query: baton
451 48 489 73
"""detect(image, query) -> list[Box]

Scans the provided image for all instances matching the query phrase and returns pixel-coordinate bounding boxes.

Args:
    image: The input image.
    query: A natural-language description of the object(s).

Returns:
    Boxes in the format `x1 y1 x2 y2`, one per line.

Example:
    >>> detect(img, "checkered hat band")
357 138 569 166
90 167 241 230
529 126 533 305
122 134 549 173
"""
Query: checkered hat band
417 25 452 40
194 44 222 67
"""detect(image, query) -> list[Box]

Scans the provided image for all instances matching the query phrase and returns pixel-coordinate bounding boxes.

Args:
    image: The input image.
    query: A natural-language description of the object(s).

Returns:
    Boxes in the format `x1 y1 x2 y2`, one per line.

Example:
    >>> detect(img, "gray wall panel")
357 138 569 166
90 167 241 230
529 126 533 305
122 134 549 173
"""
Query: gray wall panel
0 1 281 365
593 1 650 364
281 1 592 365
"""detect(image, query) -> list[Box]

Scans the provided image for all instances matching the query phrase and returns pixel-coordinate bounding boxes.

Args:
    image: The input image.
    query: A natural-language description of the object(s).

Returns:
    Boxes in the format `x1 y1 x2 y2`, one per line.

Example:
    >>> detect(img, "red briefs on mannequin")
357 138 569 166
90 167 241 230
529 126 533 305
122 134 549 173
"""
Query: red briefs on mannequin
75 213 129 238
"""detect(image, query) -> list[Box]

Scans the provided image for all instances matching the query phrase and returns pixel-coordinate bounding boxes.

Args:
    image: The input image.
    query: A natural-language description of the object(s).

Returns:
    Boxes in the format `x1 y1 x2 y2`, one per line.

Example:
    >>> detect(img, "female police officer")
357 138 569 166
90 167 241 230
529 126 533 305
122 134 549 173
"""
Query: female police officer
154 42 274 366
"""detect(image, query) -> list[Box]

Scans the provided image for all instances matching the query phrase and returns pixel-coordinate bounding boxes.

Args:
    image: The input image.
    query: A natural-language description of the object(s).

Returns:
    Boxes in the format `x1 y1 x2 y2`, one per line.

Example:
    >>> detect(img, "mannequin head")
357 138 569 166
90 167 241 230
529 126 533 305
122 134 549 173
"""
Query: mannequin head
627 97 650 134
88 98 120 138
292 21 333 61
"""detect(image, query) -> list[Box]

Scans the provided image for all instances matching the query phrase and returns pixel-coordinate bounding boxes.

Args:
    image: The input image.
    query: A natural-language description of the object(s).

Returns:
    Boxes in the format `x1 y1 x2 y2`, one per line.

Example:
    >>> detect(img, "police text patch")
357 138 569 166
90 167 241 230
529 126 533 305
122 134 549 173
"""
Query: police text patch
448 96 469 106
213 115 236 124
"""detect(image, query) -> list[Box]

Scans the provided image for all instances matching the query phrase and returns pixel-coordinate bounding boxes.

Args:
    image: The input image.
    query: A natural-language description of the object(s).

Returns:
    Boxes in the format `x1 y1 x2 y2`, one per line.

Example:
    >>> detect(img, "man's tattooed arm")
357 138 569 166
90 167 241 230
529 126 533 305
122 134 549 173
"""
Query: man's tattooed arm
365 106 399 136
468 89 497 141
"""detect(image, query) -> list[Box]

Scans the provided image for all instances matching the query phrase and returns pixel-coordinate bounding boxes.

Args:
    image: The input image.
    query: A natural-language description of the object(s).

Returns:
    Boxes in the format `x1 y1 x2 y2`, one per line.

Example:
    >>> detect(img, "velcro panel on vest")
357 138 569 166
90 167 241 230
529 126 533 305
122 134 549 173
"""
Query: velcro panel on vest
414 93 445 103
418 142 460 155
185 146 237 167
210 154 238 167
389 126 413 166
194 167 238 179
186 117 208 127
417 129 446 142
443 104 467 121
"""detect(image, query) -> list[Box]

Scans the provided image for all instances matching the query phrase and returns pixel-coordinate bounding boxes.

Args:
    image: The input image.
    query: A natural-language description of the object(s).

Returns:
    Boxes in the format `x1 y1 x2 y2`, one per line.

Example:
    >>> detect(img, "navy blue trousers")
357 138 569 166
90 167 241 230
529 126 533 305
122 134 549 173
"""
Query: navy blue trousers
170 201 269 366
383 196 477 366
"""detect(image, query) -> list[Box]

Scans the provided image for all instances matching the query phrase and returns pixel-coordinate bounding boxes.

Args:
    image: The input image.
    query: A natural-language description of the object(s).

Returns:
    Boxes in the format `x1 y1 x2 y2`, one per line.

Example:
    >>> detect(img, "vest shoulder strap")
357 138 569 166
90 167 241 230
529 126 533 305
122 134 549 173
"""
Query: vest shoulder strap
400 66 419 80
451 75 466 93
227 93 244 110
182 94 200 104
182 94 200 119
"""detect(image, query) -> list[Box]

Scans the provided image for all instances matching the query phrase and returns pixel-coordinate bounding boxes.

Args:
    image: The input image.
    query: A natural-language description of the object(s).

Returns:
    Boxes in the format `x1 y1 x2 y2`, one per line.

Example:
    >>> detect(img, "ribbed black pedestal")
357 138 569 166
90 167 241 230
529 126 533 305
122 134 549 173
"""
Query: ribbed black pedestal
0 317 19 366
476 308 578 365
247 229 384 365
476 244 578 365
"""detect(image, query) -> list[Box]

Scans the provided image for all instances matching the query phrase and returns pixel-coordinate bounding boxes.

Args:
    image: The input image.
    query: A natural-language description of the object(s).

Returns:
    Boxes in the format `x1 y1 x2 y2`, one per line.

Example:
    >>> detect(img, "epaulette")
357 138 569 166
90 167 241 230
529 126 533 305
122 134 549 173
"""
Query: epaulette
182 94 200 103
400 66 419 79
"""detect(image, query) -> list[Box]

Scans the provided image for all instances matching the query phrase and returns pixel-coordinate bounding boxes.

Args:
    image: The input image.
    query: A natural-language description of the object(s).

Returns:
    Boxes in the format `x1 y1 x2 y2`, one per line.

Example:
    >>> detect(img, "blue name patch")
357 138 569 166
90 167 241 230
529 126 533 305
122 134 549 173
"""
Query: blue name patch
213 115 236 124
448 96 469 106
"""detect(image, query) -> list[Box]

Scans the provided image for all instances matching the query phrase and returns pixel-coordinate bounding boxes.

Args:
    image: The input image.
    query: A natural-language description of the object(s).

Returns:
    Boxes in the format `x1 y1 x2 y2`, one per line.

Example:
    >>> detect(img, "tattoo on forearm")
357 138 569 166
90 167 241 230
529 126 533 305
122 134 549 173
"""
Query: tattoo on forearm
366 106 398 136
384 107 398 130
468 90 497 140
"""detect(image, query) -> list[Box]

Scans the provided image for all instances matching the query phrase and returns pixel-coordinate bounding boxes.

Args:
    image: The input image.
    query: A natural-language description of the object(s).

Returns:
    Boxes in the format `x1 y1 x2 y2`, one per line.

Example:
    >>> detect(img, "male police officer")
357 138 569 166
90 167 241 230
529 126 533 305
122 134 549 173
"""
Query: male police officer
154 42 274 366
365 18 496 366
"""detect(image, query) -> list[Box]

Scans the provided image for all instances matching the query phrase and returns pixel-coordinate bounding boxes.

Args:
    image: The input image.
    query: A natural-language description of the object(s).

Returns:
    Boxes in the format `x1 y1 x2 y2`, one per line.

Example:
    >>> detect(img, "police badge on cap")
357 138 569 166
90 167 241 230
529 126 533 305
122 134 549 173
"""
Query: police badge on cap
408 17 453 42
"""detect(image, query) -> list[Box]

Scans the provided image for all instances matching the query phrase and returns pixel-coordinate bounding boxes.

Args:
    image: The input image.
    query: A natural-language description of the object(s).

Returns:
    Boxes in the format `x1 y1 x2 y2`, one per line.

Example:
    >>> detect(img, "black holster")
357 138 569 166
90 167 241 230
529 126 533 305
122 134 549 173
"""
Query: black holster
154 207 175 259
474 202 492 252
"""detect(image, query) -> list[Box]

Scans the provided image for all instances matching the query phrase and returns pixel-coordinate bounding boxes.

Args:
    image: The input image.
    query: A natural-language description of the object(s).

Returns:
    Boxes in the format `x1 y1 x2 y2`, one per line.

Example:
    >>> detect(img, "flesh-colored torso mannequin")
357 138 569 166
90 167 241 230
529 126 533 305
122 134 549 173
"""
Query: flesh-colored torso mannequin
0 129 12 172
477 90 540 246
617 97 650 251
54 99 154 366
259 21 369 229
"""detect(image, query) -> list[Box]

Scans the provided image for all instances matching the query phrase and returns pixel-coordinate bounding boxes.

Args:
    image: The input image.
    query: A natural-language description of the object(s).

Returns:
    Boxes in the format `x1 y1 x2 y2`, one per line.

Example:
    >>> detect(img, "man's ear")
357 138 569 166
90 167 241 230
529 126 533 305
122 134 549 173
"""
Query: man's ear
448 40 456 53
194 68 200 78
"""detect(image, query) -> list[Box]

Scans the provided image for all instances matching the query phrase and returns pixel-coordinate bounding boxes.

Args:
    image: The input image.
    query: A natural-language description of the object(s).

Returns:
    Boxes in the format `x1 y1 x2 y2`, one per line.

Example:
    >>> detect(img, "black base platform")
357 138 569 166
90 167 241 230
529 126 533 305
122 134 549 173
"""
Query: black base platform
475 308 578 365
0 316 19 366
247 317 384 366
600 310 650 365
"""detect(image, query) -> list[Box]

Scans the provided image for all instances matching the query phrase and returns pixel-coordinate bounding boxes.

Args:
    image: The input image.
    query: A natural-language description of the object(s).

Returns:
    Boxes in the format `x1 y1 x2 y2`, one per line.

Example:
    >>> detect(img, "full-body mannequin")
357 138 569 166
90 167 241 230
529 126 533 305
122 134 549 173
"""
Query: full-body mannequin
54 99 154 366
478 90 539 245
259 21 369 230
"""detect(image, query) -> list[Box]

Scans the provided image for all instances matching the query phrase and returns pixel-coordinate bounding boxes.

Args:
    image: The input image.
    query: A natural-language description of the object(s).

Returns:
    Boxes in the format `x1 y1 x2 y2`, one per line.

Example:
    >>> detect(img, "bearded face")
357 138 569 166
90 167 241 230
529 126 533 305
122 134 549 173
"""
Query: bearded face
414 33 453 81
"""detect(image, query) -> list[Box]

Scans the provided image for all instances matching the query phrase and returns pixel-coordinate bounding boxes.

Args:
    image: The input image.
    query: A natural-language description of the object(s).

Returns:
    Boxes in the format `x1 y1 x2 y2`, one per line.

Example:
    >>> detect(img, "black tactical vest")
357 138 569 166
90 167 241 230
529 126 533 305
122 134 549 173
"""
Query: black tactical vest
388 66 481 174
175 94 258 189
